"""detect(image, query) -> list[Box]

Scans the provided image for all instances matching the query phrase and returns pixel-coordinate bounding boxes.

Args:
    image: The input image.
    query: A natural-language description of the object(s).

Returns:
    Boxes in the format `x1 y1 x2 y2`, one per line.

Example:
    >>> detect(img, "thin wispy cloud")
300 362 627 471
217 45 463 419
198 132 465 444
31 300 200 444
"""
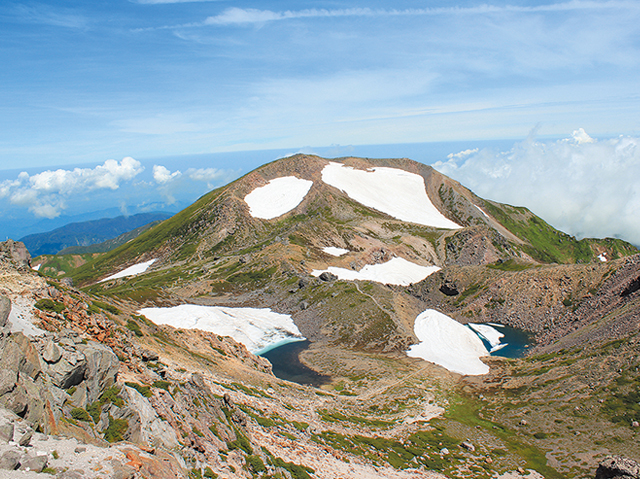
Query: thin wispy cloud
202 2 638 26
11 3 88 29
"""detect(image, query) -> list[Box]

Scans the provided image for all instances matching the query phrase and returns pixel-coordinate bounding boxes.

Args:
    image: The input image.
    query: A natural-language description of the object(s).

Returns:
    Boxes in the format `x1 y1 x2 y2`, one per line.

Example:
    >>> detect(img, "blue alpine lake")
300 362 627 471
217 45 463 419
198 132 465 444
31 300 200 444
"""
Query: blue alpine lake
259 340 331 387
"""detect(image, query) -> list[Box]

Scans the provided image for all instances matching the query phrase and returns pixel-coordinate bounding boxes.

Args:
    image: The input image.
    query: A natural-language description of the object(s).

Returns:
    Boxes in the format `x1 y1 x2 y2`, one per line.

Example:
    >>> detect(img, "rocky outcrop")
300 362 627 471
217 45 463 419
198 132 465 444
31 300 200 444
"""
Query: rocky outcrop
595 455 640 479
0 240 31 270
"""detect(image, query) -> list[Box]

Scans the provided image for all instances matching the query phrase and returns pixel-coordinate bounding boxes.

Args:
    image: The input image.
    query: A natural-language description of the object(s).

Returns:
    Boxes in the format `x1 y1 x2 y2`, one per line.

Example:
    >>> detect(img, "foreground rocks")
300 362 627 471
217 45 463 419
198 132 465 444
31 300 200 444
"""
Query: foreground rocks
596 455 640 479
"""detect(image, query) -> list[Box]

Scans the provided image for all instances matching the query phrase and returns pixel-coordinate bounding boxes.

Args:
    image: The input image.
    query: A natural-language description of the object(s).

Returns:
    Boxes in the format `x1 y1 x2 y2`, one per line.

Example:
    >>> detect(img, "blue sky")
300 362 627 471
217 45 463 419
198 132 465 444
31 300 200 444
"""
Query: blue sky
1 1 640 245
1 0 639 168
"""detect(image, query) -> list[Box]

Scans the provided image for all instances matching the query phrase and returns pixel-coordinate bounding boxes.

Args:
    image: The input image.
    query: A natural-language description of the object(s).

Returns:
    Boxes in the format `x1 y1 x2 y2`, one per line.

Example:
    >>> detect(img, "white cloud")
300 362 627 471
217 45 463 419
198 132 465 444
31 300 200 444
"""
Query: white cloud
1 157 144 218
153 165 182 184
434 130 640 246
202 3 639 26
187 167 223 182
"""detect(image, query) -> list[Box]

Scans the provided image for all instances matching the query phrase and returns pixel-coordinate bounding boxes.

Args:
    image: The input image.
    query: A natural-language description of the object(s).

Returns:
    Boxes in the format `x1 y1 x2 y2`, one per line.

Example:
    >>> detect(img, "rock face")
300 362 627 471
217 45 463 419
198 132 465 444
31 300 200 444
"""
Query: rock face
0 240 31 270
595 455 640 479
0 296 10 328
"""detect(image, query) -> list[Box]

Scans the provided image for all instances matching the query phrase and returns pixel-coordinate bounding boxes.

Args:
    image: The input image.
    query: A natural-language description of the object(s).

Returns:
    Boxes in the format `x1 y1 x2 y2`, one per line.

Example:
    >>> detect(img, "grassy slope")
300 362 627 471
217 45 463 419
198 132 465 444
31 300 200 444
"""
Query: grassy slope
482 201 637 263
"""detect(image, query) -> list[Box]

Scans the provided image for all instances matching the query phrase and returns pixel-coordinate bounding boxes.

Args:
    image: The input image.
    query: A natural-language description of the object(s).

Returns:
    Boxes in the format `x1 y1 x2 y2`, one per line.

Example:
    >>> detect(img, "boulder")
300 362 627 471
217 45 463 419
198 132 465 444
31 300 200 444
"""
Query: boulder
19 453 48 473
42 340 62 364
0 296 10 328
0 368 17 396
46 348 87 390
0 333 42 380
319 271 338 282
595 455 640 479
0 450 21 470
77 342 120 403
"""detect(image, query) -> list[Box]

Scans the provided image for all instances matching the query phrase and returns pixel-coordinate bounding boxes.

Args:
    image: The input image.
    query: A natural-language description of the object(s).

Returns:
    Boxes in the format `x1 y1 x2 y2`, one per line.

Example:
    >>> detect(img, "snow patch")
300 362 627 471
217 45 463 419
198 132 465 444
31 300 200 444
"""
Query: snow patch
8 297 46 337
321 162 461 229
244 176 313 219
312 257 440 286
32 263 41 271
468 323 507 353
598 253 607 262
100 259 157 282
138 304 304 353
322 246 349 256
407 309 489 375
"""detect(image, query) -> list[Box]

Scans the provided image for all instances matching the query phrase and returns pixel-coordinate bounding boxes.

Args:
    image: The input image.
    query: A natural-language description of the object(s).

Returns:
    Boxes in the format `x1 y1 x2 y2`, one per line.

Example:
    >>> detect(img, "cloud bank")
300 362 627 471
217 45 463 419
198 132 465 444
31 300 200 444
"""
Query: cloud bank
434 129 640 246
0 158 144 218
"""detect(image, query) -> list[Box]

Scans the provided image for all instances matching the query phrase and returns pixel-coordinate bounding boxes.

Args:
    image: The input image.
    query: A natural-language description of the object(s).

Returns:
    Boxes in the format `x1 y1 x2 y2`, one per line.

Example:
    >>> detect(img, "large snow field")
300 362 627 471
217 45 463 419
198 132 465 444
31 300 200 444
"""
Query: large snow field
407 309 489 375
322 246 349 256
138 304 304 353
467 323 506 353
244 176 313 219
311 257 440 286
321 162 461 229
100 259 157 283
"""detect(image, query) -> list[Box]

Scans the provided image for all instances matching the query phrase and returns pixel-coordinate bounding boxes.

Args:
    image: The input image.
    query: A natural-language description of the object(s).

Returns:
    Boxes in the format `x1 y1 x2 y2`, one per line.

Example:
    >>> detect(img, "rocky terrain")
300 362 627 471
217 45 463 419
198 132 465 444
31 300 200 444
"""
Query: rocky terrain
1 155 639 478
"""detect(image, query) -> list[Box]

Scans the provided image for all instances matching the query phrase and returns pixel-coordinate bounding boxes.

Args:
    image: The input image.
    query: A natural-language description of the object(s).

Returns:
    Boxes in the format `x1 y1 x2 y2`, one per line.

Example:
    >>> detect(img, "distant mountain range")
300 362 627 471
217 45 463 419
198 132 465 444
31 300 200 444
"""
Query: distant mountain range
20 212 173 257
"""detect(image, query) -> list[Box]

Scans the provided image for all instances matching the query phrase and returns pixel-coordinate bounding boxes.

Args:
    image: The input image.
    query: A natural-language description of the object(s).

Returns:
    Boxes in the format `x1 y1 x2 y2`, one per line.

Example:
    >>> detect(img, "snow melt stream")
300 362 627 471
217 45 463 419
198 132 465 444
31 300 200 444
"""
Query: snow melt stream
244 176 313 219
407 309 489 375
312 257 439 286
321 162 461 229
138 304 304 353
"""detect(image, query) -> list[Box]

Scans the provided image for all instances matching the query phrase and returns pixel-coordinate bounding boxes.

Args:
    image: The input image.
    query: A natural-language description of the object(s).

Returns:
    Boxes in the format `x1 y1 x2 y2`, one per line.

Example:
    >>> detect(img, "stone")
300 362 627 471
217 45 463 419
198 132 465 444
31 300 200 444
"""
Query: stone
19 453 48 473
632 421 639 428
319 271 338 282
42 340 62 364
0 368 17 396
440 448 449 455
0 450 21 470
74 446 87 453
140 350 159 362
17 428 34 446
519 419 528 426
300 301 309 310
0 422 14 443
595 455 640 479
461 441 475 452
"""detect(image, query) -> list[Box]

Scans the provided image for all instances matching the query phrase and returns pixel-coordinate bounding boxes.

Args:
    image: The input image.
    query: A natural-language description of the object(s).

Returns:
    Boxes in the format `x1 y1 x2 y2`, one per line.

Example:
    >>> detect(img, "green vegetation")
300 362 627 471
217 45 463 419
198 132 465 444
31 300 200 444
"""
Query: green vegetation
70 408 92 422
34 298 66 314
488 259 533 271
272 457 315 479
91 300 121 315
482 201 636 264
104 414 128 442
152 380 172 392
125 381 152 397
246 455 266 473
86 385 124 423
126 319 143 336
227 428 253 454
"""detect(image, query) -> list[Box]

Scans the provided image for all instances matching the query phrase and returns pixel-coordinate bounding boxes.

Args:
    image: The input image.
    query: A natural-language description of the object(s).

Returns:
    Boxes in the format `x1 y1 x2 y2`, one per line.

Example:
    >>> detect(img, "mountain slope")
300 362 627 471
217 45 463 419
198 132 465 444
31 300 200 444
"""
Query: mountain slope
20 212 173 256
2 154 640 479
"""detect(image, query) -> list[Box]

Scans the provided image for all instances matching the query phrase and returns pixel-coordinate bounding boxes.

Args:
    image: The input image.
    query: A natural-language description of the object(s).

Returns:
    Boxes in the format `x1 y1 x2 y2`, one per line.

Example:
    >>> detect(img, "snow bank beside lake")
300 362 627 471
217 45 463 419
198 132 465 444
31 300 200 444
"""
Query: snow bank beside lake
468 323 506 353
321 162 461 229
407 309 489 375
312 257 439 286
100 259 157 282
244 176 313 219
138 304 304 353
